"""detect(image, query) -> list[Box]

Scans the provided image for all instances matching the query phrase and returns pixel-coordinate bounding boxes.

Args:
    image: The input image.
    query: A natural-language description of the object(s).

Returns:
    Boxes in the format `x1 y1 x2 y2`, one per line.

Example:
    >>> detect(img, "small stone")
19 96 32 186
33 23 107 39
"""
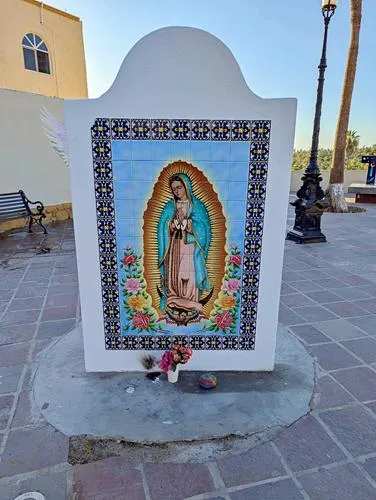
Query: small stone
199 373 217 389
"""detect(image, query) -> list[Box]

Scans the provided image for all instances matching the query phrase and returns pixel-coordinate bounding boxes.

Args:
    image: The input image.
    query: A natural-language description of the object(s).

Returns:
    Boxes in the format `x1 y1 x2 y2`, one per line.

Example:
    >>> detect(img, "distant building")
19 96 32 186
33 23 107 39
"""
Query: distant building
0 0 88 98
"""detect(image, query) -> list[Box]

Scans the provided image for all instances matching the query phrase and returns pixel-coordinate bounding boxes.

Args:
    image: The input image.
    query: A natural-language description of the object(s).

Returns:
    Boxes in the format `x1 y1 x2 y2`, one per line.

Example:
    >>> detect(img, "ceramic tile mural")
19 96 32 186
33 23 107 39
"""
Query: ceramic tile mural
91 119 271 351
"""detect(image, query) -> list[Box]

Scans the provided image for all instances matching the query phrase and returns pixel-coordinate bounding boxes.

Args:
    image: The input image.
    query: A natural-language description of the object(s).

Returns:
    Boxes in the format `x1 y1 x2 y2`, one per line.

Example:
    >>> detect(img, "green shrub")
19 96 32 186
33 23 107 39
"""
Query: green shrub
292 145 376 171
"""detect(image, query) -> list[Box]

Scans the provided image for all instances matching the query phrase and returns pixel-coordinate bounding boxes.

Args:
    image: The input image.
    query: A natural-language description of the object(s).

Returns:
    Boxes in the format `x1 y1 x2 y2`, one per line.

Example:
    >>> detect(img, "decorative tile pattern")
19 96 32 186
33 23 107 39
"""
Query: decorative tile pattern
94 181 114 199
250 142 269 161
111 118 130 140
212 120 231 140
94 162 113 180
191 120 211 140
91 119 111 139
231 120 251 141
151 119 170 140
238 121 271 348
92 141 111 160
98 221 116 237
251 120 271 141
171 119 191 140
131 119 151 140
96 200 115 218
249 163 268 181
91 118 271 350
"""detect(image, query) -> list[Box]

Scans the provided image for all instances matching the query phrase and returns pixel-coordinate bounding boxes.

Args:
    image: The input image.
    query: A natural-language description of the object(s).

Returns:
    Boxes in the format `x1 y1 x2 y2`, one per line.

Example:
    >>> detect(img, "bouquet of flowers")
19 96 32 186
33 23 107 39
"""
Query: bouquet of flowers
160 344 193 373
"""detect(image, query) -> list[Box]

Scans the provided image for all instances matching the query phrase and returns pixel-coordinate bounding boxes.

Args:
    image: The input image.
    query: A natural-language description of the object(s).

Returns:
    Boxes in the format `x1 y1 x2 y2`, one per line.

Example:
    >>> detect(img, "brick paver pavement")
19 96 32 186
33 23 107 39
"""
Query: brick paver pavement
0 202 376 499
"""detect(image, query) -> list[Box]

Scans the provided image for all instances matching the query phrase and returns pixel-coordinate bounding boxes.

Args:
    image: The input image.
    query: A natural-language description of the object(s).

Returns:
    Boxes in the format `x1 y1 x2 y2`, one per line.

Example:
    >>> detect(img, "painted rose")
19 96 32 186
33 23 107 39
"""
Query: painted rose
230 255 242 266
125 278 142 295
219 295 236 310
223 278 241 294
123 255 136 266
215 311 233 329
132 311 150 329
160 351 173 372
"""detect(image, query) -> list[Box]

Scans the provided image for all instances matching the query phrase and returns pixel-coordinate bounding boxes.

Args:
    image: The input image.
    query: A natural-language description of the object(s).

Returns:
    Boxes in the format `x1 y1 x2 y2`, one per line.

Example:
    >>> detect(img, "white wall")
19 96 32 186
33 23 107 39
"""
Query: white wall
290 170 367 193
0 88 70 205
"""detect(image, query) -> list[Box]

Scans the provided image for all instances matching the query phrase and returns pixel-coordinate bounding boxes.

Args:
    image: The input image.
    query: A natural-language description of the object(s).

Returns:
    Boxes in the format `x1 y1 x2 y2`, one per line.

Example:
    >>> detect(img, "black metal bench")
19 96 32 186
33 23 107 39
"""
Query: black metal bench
0 190 47 234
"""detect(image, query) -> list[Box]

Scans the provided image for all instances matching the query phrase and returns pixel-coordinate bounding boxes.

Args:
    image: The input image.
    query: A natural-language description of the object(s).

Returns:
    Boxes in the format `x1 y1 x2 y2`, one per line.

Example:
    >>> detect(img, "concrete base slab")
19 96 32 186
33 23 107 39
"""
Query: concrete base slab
33 325 315 462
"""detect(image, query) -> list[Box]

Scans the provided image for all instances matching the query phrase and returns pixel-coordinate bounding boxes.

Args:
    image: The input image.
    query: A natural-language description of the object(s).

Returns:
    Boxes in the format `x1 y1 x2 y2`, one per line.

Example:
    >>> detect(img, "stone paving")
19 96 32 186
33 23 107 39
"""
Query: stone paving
0 204 376 499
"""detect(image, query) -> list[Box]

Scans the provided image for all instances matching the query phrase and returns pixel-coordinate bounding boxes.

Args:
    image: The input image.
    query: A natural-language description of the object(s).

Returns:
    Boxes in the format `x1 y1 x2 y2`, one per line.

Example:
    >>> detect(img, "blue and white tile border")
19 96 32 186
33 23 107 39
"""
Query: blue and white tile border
91 119 271 351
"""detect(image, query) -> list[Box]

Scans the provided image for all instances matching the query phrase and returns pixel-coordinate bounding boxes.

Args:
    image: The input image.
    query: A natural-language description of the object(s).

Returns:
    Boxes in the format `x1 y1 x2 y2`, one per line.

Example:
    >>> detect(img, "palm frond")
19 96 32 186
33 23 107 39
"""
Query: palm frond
40 106 69 167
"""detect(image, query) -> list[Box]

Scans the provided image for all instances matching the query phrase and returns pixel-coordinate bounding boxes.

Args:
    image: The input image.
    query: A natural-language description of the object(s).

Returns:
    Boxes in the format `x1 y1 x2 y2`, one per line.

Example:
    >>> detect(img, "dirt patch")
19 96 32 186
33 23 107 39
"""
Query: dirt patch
68 426 283 465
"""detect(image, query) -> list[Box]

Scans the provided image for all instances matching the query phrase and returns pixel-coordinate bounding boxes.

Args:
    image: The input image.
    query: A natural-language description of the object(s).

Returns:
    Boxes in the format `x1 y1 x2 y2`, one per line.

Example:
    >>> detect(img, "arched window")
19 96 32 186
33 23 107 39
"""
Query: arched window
22 33 51 74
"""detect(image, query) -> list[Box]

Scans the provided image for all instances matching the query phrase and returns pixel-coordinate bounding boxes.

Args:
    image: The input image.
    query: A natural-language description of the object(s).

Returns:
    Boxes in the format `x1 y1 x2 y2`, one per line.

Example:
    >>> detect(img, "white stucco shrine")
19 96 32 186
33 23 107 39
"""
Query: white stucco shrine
64 27 297 372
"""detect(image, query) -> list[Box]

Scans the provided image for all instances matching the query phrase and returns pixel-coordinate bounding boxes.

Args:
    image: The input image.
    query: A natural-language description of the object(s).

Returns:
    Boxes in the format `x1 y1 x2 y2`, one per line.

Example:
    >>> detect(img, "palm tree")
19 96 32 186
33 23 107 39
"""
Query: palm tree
345 129 360 165
326 0 362 212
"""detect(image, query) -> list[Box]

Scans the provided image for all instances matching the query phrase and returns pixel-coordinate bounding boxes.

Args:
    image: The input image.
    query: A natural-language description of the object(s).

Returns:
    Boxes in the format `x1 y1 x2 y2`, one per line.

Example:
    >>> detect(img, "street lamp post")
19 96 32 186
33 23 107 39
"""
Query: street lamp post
287 0 338 244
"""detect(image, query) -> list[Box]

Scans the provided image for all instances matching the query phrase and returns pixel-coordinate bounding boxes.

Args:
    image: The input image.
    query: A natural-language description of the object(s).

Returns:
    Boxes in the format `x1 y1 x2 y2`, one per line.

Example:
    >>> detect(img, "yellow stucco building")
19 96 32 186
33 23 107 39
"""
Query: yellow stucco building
0 0 88 98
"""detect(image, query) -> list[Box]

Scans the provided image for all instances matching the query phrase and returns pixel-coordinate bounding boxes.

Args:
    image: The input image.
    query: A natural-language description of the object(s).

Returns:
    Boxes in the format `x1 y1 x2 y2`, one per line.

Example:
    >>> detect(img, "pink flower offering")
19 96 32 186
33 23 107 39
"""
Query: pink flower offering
160 351 173 372
215 311 233 329
230 254 242 266
125 278 142 295
160 344 193 373
223 278 240 294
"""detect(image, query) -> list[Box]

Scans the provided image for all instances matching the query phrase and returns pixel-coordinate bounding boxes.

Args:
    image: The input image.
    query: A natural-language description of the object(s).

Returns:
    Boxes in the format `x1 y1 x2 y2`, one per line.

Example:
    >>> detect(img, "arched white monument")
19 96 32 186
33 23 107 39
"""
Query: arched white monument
64 27 297 372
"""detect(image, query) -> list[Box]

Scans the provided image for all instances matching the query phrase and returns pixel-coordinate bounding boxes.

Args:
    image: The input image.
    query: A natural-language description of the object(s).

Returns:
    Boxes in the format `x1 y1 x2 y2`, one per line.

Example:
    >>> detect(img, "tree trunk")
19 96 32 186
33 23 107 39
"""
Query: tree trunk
326 183 348 212
327 0 362 211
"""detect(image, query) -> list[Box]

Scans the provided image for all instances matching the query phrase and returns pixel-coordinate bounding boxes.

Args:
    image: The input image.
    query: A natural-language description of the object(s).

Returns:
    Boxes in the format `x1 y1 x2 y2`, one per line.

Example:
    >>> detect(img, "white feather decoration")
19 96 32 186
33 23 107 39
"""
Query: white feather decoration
40 106 69 166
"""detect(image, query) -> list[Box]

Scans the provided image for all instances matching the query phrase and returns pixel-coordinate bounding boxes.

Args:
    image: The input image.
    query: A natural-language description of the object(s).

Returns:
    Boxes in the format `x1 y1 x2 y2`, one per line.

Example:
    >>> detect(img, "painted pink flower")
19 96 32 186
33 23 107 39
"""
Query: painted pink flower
123 255 136 266
132 311 150 330
230 255 242 266
160 351 174 372
223 278 240 294
125 278 142 295
215 311 233 329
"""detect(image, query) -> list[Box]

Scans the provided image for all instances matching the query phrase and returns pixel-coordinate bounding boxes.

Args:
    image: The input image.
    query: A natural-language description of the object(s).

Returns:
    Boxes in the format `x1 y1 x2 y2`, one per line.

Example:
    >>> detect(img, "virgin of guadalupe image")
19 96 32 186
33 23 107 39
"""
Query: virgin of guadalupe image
157 173 213 325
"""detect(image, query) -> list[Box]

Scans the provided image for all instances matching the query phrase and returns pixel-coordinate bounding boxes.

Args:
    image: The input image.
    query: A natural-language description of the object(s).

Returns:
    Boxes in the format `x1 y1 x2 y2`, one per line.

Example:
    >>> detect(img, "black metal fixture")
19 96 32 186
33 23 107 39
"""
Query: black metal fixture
287 0 338 244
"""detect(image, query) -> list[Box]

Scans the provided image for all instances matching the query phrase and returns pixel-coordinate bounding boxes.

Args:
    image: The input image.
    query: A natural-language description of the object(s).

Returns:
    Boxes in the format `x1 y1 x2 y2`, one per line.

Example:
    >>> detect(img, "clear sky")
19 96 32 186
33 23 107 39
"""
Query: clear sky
46 0 375 149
